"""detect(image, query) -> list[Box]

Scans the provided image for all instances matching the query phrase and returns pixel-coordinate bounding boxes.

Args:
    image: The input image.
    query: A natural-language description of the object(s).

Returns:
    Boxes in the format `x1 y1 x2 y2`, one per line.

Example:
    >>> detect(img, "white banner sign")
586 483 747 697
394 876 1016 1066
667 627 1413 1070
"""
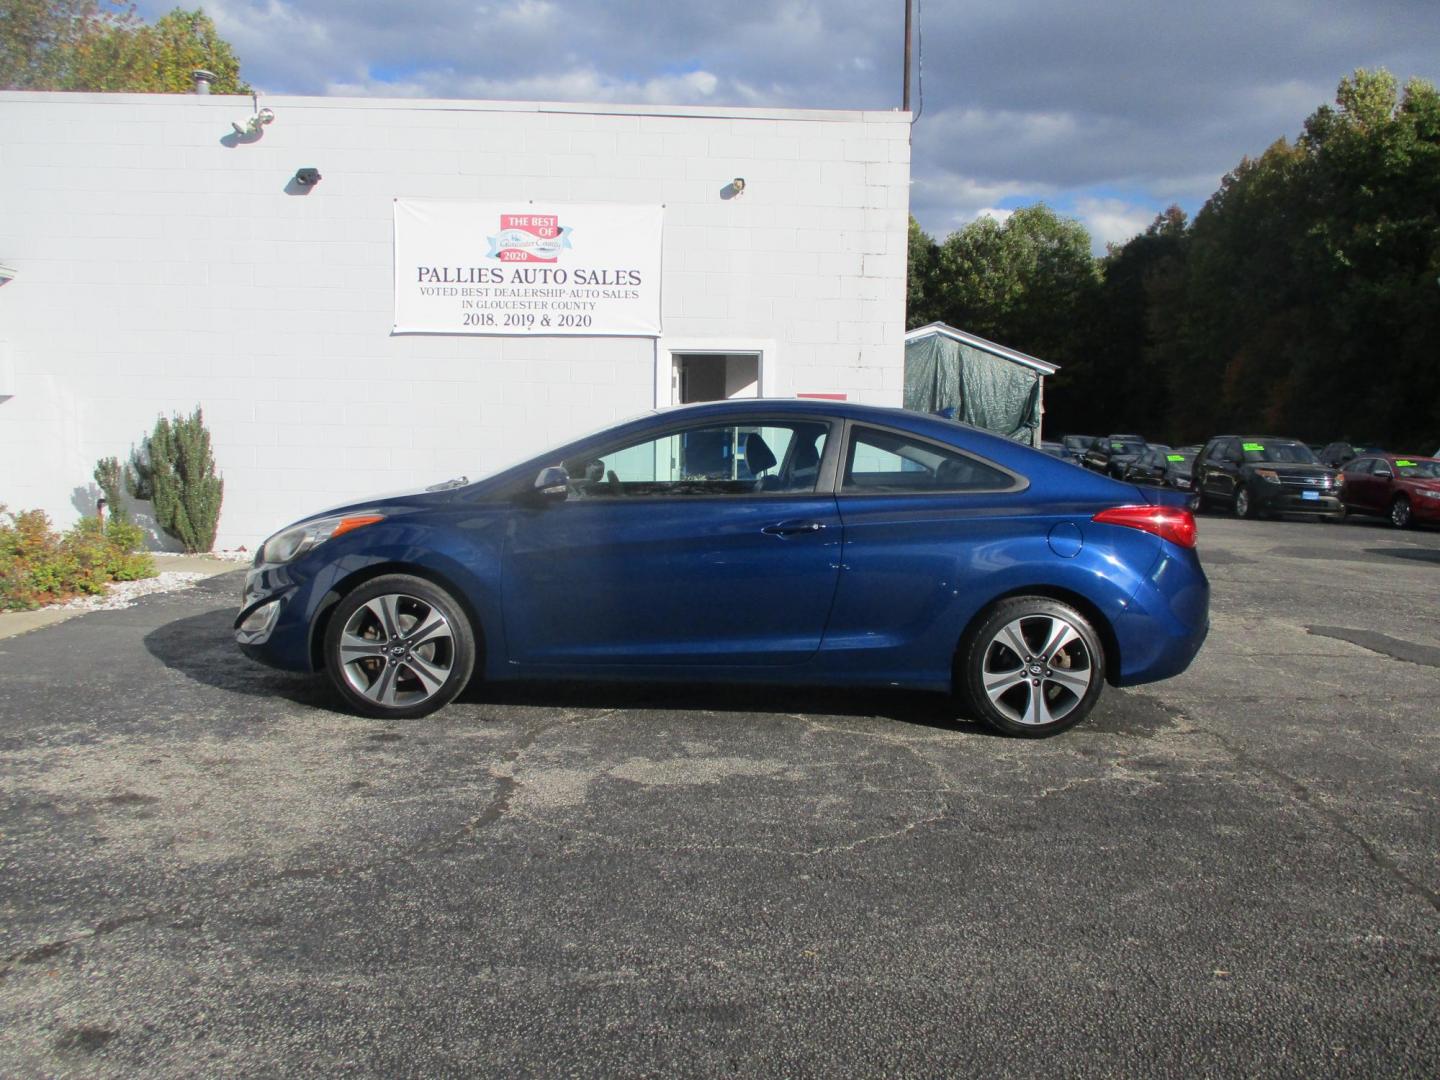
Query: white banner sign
393 199 663 336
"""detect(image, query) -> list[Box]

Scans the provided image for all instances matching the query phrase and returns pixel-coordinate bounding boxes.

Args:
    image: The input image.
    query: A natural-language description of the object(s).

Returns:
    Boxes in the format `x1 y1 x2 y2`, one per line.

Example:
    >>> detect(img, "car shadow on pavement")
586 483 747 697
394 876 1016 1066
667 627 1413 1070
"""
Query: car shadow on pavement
144 606 335 710
1364 546 1440 564
144 603 994 735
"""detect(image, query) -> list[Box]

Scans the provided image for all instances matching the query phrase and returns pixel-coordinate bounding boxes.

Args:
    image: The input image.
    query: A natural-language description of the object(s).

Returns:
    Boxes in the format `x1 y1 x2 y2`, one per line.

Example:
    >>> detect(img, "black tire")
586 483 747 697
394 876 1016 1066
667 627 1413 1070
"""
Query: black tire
1390 496 1413 530
957 597 1106 738
323 574 476 719
1234 486 1258 519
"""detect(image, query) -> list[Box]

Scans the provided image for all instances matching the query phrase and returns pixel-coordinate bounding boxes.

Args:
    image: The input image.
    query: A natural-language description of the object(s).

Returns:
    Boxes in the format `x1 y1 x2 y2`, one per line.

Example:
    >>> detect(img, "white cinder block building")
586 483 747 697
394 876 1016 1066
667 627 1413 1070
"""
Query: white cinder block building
0 91 911 549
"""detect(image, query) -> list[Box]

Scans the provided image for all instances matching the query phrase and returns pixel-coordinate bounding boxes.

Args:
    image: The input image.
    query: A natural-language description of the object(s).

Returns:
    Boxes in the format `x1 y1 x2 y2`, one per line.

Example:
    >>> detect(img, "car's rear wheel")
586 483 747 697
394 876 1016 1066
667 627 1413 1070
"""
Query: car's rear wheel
323 574 476 719
1390 495 1413 529
958 598 1106 737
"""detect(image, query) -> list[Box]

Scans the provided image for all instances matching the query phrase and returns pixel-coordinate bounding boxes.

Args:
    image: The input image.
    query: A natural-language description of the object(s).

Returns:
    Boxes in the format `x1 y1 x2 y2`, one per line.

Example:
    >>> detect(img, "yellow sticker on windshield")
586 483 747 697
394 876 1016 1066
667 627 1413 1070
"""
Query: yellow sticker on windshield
1396 459 1416 467
1242 442 1264 451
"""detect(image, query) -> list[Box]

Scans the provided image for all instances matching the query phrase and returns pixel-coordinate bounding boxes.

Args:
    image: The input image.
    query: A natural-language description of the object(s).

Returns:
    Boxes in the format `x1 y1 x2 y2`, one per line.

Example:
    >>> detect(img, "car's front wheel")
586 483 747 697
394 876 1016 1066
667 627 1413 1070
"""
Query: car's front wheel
1234 486 1259 519
1390 495 1413 530
958 597 1106 737
323 574 477 719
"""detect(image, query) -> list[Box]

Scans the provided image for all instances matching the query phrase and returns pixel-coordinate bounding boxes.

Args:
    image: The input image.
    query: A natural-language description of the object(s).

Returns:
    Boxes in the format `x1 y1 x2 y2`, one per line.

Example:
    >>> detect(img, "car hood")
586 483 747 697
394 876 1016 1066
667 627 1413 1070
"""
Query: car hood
1246 462 1332 477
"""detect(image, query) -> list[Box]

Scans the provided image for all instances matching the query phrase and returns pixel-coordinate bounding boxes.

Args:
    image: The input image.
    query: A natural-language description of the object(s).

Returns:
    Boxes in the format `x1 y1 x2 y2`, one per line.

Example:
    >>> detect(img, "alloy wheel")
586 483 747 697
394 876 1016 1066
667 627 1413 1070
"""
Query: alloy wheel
980 614 1097 728
1391 497 1412 529
337 593 456 708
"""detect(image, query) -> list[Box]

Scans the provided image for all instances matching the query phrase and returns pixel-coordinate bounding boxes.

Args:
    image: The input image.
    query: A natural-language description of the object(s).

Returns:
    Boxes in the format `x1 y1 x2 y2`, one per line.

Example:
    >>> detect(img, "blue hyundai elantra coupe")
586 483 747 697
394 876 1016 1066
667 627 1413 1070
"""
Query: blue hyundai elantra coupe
236 399 1208 736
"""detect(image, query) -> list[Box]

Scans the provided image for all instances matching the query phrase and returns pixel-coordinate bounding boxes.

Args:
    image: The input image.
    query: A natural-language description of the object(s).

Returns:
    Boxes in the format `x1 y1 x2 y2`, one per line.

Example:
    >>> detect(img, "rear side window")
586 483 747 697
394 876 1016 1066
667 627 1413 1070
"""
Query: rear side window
842 427 1018 494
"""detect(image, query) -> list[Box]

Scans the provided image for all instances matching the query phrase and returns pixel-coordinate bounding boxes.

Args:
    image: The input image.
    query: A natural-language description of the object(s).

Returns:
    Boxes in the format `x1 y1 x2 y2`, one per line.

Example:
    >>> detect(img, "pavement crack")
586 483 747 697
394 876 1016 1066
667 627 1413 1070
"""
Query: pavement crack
1200 727 1440 917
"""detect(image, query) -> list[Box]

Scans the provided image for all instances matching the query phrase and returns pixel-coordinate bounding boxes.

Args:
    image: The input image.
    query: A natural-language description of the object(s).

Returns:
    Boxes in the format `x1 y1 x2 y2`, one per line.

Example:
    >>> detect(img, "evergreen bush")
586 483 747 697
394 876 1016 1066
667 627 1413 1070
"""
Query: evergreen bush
125 407 224 553
93 455 127 522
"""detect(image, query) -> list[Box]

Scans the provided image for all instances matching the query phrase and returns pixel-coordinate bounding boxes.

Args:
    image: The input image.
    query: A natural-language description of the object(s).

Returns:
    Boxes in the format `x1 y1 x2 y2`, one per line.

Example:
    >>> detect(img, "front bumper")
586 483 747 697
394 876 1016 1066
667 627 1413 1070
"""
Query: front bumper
235 563 325 672
1253 487 1343 515
1411 495 1440 522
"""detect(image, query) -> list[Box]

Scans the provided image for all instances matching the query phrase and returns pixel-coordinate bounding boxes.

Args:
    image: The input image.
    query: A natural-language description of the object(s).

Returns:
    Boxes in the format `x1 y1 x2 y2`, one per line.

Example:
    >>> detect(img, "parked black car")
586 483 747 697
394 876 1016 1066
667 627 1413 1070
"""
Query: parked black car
1318 441 1384 468
1124 445 1197 490
1083 434 1148 478
1060 435 1094 465
1194 436 1342 519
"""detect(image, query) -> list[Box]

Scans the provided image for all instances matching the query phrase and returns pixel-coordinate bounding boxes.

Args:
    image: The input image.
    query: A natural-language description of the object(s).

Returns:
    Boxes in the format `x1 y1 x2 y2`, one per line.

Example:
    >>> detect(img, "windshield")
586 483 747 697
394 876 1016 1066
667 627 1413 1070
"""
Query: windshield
1394 458 1440 479
1109 439 1146 455
1241 440 1318 464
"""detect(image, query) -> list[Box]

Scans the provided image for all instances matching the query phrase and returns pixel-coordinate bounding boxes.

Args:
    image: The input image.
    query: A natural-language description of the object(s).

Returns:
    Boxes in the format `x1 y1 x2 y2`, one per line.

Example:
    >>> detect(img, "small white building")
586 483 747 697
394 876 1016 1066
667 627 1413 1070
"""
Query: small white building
0 91 911 549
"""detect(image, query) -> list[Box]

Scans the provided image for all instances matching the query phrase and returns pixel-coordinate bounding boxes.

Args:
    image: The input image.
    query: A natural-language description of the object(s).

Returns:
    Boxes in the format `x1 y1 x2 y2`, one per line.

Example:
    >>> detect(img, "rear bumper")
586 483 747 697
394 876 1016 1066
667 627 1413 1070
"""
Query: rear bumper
1111 543 1210 686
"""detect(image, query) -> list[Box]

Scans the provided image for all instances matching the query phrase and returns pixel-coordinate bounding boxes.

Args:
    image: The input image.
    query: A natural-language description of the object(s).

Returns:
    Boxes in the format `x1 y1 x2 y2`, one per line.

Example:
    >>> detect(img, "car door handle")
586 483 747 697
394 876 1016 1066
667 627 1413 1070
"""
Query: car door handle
762 520 825 537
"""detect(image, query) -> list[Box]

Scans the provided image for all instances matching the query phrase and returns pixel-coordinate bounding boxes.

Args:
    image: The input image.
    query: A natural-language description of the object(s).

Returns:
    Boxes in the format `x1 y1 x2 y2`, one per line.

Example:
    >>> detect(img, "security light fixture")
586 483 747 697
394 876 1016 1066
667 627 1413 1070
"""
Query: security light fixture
294 167 322 187
732 177 746 194
232 108 275 138
0 264 16 285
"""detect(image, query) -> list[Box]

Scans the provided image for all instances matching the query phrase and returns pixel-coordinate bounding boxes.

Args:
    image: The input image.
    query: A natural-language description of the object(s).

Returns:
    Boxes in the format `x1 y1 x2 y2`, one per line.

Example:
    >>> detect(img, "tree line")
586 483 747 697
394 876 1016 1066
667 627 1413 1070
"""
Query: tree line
1 1 247 93
908 70 1440 450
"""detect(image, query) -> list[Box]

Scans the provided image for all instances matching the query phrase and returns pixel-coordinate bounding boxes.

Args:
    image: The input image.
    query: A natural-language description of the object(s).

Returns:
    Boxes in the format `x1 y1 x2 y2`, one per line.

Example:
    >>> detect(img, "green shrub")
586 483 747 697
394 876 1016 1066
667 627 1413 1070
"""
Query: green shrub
0 505 157 611
126 406 224 553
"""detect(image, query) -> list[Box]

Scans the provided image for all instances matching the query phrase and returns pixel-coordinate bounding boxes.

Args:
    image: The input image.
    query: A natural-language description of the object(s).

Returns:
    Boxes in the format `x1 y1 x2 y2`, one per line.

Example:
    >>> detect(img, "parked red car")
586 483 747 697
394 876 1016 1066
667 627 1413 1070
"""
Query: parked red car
1338 454 1440 528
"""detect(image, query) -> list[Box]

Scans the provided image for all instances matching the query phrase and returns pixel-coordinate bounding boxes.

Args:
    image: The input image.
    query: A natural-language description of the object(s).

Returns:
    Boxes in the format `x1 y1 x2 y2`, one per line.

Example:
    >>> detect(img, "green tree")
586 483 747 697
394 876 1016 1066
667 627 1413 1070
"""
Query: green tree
0 0 131 88
931 204 1100 374
1057 206 1188 436
905 215 940 329
1 3 248 92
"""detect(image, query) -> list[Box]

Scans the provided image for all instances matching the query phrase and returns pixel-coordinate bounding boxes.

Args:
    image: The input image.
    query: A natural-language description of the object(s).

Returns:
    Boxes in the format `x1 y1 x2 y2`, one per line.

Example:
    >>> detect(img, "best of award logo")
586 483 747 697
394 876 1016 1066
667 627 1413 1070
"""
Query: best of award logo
486 213 573 263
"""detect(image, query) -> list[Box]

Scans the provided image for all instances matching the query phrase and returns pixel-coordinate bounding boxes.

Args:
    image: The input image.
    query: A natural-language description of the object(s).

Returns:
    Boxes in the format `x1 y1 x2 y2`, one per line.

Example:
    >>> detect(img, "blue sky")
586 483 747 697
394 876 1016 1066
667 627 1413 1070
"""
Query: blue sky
143 0 1440 253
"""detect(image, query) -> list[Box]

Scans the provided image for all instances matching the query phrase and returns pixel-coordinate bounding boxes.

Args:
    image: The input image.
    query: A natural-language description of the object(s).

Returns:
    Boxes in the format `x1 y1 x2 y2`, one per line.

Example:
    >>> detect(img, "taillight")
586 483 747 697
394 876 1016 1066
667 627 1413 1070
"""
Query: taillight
1092 505 1198 549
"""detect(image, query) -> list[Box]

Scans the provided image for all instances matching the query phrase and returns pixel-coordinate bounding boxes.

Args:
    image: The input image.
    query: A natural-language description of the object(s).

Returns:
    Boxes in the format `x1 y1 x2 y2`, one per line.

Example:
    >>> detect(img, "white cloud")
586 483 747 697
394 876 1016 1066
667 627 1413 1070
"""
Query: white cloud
971 207 1014 226
1074 197 1159 253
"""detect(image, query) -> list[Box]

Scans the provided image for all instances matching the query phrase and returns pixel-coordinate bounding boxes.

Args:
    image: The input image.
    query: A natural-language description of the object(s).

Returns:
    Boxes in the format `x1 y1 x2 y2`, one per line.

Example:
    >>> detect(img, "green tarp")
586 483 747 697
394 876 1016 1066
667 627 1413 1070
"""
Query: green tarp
903 331 1042 444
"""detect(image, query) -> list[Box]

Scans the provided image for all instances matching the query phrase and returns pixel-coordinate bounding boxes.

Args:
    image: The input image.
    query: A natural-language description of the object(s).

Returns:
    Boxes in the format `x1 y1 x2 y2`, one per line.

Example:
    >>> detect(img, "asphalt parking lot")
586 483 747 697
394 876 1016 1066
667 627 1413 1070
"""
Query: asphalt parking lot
2 514 1437 1077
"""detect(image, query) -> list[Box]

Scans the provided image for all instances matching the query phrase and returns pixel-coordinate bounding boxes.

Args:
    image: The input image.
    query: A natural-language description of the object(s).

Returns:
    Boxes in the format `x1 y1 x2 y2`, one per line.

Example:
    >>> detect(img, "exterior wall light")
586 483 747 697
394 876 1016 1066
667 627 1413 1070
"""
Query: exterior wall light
294 168 322 187
0 264 16 285
732 177 746 194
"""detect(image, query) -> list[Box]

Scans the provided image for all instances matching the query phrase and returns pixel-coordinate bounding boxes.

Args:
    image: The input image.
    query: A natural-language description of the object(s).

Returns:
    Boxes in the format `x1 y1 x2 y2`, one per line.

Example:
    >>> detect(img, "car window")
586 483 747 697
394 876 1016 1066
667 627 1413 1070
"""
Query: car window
1394 458 1440 479
842 427 1016 494
1241 440 1318 464
563 421 829 498
1342 458 1372 475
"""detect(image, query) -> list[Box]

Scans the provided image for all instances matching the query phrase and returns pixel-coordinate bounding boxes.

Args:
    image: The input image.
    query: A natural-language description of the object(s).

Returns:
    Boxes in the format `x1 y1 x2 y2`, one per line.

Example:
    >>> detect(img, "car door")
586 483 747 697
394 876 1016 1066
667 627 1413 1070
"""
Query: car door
825 423 1027 667
1340 457 1376 511
1197 440 1231 502
501 417 842 667
1367 458 1396 510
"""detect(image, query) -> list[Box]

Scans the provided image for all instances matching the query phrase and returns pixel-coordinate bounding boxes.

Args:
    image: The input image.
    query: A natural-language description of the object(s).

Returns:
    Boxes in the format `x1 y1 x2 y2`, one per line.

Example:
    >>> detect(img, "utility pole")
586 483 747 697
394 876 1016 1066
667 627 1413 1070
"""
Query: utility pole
903 0 913 112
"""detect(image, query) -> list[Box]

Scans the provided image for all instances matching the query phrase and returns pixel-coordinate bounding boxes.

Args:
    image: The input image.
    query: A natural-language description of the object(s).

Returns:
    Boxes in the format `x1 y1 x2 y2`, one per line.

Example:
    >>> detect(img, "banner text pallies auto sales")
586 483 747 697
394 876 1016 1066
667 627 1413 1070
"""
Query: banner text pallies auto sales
415 267 644 286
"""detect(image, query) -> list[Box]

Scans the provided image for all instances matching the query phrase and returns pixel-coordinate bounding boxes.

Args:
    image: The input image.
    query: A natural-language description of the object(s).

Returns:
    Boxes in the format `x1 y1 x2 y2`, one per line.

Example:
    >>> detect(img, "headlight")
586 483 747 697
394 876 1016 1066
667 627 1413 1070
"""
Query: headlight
258 513 385 565
1254 469 1281 483
1418 489 1440 501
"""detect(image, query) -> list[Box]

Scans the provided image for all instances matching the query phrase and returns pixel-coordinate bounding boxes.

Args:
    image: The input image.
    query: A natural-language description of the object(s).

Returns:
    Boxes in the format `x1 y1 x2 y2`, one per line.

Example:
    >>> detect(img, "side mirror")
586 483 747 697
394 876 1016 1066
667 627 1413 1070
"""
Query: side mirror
532 466 570 502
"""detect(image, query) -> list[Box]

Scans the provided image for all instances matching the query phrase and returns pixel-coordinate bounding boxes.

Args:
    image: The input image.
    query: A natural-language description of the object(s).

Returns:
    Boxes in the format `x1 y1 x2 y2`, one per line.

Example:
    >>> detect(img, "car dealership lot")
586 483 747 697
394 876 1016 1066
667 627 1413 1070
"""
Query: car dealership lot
1 517 1437 1076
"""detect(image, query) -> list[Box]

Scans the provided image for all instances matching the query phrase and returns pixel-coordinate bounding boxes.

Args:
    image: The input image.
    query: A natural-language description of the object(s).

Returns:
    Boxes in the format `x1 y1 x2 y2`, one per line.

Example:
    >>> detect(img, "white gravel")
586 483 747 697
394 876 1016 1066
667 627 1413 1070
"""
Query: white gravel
54 572 210 612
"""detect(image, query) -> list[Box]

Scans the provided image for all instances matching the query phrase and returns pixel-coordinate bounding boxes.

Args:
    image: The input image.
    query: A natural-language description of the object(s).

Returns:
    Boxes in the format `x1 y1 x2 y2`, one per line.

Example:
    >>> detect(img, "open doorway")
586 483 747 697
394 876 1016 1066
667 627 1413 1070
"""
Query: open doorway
672 352 761 404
